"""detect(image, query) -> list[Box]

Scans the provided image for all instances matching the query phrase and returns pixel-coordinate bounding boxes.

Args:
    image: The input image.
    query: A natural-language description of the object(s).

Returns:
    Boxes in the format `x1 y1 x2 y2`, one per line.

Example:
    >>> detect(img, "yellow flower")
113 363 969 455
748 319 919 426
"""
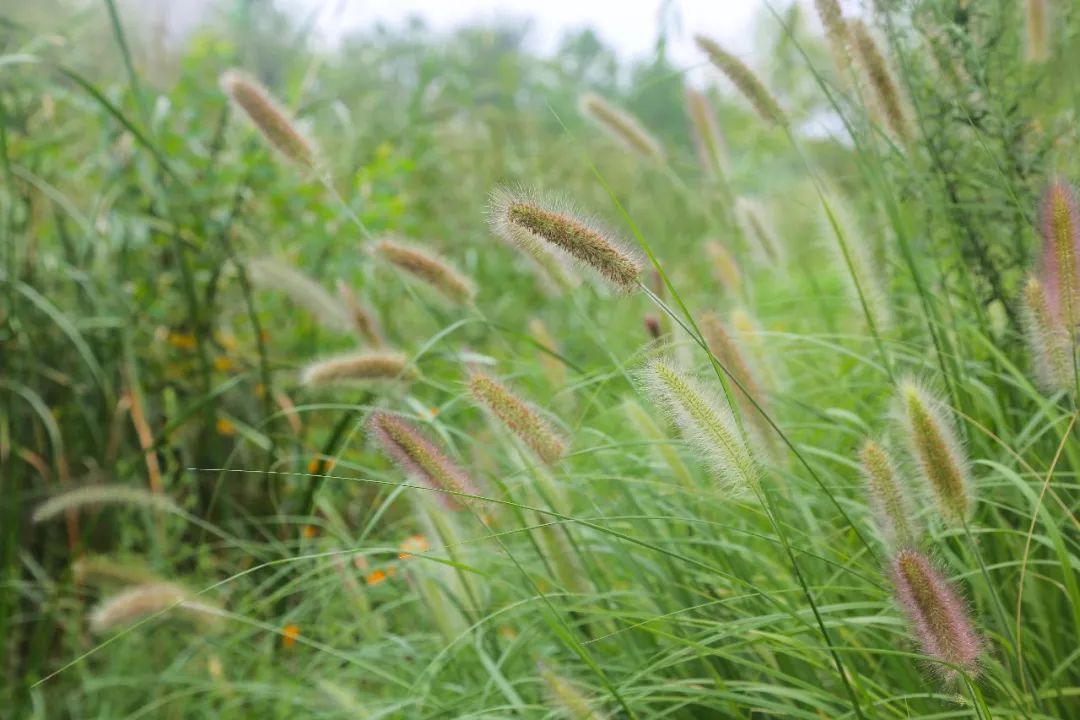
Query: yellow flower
216 418 236 436
213 356 234 372
167 331 197 350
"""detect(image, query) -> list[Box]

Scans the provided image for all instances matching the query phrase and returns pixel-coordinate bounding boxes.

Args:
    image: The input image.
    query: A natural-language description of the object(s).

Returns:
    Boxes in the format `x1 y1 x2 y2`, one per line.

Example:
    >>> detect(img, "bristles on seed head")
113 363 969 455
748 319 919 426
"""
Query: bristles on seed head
684 88 729 179
638 357 759 495
859 439 920 549
300 351 414 387
374 238 475 304
578 92 665 162
891 549 982 682
849 21 912 142
367 411 479 510
1039 178 1080 327
895 379 973 524
468 370 566 465
89 582 222 634
219 69 316 169
694 34 787 127
538 662 608 720
488 187 643 293
33 484 178 524
1021 275 1075 394
336 280 384 346
820 190 892 331
246 258 351 331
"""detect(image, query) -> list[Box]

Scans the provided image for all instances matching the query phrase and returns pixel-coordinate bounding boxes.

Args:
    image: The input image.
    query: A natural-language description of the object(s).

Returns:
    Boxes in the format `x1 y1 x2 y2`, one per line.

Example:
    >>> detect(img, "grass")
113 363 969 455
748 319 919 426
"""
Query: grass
2 0 1080 718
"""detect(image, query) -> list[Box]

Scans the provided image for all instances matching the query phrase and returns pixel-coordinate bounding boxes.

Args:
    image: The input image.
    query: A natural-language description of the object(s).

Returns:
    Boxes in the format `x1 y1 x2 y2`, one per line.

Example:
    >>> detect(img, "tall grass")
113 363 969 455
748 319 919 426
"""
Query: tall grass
3 1 1079 718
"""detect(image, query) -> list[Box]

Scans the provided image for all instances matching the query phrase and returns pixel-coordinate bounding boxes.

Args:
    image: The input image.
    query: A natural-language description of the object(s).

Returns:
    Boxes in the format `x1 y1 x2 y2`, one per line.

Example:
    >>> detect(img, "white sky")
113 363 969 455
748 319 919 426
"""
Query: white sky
282 0 770 66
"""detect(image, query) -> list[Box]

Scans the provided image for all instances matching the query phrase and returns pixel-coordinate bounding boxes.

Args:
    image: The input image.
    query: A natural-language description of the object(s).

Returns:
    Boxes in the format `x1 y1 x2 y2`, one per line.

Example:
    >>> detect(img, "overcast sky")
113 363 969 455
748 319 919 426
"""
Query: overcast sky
280 0 770 67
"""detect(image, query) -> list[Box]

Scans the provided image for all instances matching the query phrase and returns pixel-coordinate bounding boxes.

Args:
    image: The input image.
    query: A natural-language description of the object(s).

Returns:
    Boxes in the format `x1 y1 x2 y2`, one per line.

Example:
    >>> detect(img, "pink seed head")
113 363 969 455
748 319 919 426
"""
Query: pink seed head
891 549 982 683
1038 178 1080 326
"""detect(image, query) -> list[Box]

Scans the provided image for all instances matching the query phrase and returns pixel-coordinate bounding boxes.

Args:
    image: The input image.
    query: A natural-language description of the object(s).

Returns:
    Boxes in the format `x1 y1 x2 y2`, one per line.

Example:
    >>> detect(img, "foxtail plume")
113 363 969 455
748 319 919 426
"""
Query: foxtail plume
300 351 414 387
1021 275 1074 393
368 411 479 510
219 70 316 168
684 88 728 179
694 35 786 127
246 258 350 331
489 188 642 292
849 21 911 142
891 549 981 682
859 439 920 548
896 381 973 524
467 370 566 465
579 92 665 161
89 582 222 634
34 484 178 524
375 239 475 304
639 358 758 495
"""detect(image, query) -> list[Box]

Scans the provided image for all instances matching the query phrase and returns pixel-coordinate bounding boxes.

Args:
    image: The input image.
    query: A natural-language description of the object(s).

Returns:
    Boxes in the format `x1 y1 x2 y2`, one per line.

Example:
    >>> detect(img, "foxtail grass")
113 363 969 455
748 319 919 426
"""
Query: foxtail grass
1025 0 1051 63
89 582 222 634
300 351 414 387
891 549 982 683
694 34 786 127
639 357 758 495
374 238 475 304
849 20 912 142
578 92 665 162
246 258 350 331
538 662 608 720
859 439 920 549
368 411 479 510
489 188 642 292
896 380 973 524
467 370 566 465
336 280 384 346
33 485 178 524
219 69 316 169
1021 275 1074 394
684 88 728 179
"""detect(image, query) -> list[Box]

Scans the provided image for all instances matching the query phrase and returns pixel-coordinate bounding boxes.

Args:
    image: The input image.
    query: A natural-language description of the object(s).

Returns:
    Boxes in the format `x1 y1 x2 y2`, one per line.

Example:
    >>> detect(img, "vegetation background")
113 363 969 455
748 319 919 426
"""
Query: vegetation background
2 0 1079 718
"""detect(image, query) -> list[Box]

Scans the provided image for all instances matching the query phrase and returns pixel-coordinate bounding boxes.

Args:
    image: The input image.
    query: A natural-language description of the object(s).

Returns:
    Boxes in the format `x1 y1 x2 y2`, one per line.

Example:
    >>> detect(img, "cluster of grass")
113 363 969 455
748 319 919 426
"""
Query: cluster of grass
3 0 1080 717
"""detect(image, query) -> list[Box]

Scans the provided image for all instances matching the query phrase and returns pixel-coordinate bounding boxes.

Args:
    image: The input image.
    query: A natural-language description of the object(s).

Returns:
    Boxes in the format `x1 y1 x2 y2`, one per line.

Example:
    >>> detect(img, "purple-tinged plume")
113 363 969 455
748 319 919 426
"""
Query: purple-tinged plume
368 411 478 510
891 549 982 682
1039 178 1080 328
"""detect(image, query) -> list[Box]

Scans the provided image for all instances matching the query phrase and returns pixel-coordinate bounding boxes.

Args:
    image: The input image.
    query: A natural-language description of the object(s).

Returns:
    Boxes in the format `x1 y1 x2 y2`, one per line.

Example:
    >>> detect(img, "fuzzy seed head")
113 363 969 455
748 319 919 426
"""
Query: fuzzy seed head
849 21 911 142
1021 275 1075 393
336 280 384 346
468 370 566 464
579 92 665 161
694 34 786 127
1025 0 1051 63
859 439 920 548
89 582 222 634
538 663 608 720
814 0 850 60
220 69 316 168
639 357 759 495
300 351 414 387
489 188 642 292
704 241 743 295
1039 178 1080 327
33 484 178 524
247 258 351 331
375 239 475 304
821 191 892 331
684 88 728 179
891 549 982 682
368 411 478 510
896 381 973 524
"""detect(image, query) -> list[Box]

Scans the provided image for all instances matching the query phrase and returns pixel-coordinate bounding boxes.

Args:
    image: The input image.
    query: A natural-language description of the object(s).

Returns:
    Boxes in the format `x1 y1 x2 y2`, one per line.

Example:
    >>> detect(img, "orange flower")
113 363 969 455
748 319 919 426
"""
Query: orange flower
302 525 317 539
213 356 234 372
281 624 300 648
365 569 388 586
216 418 236 436
307 457 336 474
398 534 430 560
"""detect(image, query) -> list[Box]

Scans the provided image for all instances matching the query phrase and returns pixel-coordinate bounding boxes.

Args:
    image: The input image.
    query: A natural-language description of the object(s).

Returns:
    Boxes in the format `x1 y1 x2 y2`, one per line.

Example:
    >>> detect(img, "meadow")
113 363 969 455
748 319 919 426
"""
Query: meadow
3 0 1080 717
